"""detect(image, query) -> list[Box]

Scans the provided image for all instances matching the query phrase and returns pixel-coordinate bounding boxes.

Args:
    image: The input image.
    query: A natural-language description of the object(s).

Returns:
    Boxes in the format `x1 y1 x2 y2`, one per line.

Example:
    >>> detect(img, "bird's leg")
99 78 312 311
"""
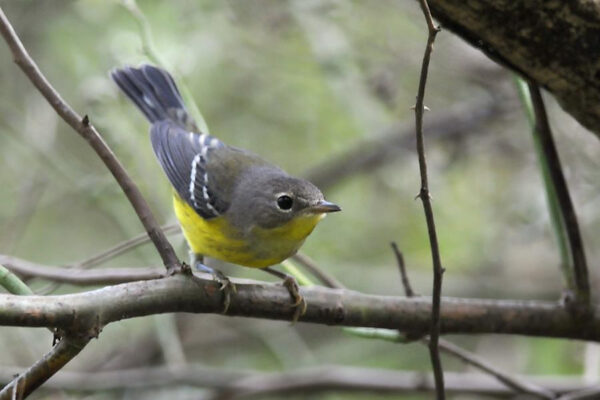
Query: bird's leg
191 252 236 313
262 267 307 323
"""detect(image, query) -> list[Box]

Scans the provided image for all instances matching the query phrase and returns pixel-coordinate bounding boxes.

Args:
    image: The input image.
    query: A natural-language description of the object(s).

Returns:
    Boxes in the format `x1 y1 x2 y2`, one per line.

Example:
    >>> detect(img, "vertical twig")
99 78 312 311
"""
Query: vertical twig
390 242 416 297
515 79 573 291
413 1 444 398
0 7 180 273
527 82 590 307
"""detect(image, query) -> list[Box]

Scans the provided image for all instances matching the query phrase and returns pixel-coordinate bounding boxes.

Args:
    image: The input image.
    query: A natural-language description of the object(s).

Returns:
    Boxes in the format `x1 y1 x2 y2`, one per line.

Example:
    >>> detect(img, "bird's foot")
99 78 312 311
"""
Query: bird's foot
195 262 236 313
262 267 307 323
282 275 307 323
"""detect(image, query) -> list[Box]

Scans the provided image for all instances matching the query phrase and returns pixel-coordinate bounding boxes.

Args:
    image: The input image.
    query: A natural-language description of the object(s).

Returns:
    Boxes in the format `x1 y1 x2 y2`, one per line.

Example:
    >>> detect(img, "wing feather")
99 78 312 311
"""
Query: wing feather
150 120 227 219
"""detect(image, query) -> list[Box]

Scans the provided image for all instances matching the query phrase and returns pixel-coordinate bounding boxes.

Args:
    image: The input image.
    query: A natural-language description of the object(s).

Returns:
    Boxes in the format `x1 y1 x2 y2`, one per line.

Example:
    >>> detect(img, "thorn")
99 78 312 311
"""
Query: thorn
409 105 430 112
82 115 90 126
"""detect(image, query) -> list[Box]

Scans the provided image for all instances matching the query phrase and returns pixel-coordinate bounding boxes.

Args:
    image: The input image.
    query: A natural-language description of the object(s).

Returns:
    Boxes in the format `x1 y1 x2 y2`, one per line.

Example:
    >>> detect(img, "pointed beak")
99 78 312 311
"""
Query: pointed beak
307 200 341 214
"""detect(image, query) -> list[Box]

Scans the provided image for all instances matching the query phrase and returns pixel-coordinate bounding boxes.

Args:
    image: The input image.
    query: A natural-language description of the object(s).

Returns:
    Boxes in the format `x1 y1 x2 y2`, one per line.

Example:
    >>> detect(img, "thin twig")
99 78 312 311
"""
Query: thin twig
0 335 91 400
557 385 600 400
413 0 444 398
0 7 180 273
527 82 590 307
390 242 416 297
295 253 558 398
434 340 556 399
0 365 586 397
0 264 34 295
34 223 180 294
515 78 574 292
290 253 344 289
0 255 163 285
304 89 514 190
210 368 569 400
122 0 209 135
70 223 181 270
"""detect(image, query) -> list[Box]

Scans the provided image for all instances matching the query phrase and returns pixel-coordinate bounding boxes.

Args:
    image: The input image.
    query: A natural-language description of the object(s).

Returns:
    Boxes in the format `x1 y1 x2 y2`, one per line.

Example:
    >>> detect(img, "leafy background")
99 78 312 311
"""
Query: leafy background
0 0 599 398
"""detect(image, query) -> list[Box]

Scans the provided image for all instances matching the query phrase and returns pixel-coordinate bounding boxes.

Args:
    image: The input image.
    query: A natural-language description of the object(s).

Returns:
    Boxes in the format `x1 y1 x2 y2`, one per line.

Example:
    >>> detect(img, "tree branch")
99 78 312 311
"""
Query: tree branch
0 334 90 400
527 82 591 308
0 365 589 398
413 0 444 397
303 89 513 190
0 255 163 285
427 0 600 137
0 275 598 340
0 6 180 273
211 368 567 400
435 339 556 399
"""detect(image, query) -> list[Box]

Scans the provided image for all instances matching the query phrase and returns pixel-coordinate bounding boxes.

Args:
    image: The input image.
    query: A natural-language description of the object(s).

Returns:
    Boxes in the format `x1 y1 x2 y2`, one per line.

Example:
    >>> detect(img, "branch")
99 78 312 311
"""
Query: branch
0 275 598 341
303 90 513 190
0 264 33 295
290 253 344 290
527 82 591 307
558 386 600 400
0 6 180 273
391 242 416 297
0 335 90 400
413 1 444 398
212 369 566 400
0 365 589 398
0 255 163 285
296 248 556 399
427 0 600 137
515 78 574 295
435 340 556 399
69 223 181 270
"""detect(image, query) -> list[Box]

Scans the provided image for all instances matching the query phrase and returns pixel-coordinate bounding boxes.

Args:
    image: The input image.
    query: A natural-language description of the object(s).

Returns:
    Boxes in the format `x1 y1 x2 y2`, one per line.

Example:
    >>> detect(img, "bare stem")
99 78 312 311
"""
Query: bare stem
1 255 164 285
0 7 180 273
413 0 444 398
526 82 590 308
0 335 91 400
391 242 416 297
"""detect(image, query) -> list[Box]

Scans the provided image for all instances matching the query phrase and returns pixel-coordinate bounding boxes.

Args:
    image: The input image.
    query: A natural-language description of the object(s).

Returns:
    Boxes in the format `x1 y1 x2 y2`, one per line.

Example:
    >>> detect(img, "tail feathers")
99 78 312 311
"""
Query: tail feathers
111 65 195 130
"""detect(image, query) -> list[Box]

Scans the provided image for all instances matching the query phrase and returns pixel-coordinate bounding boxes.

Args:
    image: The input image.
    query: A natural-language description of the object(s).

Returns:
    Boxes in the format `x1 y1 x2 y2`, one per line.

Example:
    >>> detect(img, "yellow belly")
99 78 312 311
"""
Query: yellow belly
173 194 324 268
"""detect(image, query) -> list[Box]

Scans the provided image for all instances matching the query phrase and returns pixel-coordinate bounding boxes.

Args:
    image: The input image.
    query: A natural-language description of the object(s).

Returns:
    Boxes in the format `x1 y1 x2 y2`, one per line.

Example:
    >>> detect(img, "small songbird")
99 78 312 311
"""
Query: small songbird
111 65 340 319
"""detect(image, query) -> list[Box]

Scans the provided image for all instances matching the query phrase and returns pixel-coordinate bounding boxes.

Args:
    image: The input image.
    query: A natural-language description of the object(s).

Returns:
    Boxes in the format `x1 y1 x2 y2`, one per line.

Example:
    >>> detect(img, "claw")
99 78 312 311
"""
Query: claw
195 261 235 314
282 276 307 323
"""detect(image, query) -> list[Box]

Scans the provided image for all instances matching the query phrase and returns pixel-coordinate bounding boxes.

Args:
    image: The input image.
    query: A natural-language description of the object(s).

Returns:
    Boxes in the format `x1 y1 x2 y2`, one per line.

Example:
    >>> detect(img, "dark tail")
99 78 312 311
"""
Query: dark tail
111 65 195 130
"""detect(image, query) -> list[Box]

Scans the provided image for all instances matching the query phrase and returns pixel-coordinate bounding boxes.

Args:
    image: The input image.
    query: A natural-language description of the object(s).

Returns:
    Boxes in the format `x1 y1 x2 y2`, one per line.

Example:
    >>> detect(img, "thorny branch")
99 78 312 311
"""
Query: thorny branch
387 245 553 398
413 0 444 398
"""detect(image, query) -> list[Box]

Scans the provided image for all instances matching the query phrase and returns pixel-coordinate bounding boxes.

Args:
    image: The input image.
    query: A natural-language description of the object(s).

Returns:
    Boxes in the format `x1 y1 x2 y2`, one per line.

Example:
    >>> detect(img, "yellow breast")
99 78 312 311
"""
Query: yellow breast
173 194 324 268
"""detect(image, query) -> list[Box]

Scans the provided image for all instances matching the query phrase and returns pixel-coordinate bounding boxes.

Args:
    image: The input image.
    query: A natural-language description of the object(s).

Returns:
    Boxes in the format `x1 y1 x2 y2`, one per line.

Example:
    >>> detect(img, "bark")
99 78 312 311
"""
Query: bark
428 0 600 137
0 275 598 341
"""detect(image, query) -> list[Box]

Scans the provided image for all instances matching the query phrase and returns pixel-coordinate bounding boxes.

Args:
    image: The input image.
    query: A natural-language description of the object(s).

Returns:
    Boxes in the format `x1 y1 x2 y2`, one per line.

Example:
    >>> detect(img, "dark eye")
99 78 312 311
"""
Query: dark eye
277 195 293 211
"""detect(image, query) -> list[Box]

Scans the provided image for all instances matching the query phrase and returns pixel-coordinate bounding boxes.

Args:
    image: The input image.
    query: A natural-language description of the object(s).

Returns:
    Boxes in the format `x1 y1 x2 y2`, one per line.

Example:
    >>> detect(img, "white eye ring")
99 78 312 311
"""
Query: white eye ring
276 193 294 212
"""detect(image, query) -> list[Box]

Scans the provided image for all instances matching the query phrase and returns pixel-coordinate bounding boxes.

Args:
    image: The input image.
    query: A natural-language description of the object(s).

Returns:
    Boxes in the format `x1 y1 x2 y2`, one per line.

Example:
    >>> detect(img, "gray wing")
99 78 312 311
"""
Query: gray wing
150 120 229 219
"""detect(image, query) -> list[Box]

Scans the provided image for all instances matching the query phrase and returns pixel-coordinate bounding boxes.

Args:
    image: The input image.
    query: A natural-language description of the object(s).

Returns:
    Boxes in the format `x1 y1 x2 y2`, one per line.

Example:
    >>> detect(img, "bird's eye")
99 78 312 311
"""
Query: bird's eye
277 195 293 211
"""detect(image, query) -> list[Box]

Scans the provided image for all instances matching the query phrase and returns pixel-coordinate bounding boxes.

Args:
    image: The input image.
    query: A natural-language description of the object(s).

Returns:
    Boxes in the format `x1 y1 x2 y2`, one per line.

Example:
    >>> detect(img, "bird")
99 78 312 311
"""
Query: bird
111 64 340 320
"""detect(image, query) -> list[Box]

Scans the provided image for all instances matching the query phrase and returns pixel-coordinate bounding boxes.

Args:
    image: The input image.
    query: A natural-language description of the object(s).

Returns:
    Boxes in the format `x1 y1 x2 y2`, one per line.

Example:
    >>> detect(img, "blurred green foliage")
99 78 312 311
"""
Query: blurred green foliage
1 1 599 399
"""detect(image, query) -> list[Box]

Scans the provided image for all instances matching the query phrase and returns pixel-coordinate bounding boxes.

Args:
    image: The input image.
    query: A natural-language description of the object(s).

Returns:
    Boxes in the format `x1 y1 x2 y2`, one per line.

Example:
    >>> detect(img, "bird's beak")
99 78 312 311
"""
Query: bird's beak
307 200 341 214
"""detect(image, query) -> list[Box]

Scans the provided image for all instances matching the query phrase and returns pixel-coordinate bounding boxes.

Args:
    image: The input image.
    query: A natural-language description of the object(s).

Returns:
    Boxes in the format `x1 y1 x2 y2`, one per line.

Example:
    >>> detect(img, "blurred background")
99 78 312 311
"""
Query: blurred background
0 0 599 399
